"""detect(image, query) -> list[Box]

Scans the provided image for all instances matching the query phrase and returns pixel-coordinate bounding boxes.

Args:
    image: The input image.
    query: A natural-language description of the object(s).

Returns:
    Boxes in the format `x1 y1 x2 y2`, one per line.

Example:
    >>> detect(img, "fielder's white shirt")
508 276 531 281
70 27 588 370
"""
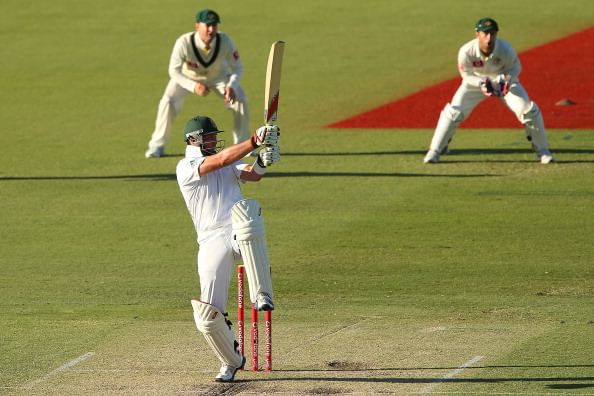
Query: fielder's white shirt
457 37 521 87
176 145 248 244
169 31 243 93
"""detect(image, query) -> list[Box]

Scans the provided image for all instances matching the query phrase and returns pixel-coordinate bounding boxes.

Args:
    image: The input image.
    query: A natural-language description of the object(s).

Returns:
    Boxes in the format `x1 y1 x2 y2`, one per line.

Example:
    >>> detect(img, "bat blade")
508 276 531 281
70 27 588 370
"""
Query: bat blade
264 41 285 124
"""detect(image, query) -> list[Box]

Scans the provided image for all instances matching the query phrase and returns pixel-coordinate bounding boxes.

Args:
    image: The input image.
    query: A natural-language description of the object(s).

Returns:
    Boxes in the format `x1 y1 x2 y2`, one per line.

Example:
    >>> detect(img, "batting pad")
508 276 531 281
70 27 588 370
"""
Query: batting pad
521 102 549 153
191 299 243 366
231 199 274 304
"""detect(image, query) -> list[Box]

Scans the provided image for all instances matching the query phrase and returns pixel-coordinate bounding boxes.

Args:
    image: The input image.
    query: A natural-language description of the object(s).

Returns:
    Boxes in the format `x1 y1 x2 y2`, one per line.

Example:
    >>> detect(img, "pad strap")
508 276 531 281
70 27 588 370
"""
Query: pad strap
191 299 243 366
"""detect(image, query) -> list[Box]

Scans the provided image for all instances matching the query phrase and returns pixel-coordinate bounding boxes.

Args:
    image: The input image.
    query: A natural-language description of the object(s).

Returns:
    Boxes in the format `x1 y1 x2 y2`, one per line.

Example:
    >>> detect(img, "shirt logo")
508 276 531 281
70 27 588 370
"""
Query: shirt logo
233 50 240 60
472 60 484 67
186 61 200 69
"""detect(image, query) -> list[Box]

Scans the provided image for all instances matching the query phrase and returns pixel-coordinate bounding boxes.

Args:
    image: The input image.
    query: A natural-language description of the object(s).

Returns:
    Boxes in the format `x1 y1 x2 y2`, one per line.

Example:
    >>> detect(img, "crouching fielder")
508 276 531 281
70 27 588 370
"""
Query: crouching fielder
423 17 554 164
176 115 280 382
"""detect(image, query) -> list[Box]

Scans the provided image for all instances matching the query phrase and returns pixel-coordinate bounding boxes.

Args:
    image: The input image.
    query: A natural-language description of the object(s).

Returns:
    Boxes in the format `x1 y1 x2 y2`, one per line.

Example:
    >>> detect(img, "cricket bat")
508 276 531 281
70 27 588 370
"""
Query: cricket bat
264 41 285 125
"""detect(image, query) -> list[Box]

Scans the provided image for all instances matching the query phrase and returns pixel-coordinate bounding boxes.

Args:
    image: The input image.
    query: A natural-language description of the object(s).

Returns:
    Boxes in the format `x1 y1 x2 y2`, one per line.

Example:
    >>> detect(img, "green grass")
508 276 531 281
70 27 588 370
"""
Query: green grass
1 0 594 394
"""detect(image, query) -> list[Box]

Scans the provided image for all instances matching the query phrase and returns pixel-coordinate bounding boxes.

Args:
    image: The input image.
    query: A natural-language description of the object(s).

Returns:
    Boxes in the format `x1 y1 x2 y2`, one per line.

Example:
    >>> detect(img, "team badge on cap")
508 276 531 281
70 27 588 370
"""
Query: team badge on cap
196 9 220 25
475 17 499 32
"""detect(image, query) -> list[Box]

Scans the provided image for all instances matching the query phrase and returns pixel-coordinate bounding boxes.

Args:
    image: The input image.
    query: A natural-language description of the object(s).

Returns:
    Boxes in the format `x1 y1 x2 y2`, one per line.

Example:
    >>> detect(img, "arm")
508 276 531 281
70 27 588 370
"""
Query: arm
198 126 280 178
240 145 281 181
457 45 483 88
502 43 521 83
490 41 521 97
222 34 243 103
199 139 257 176
168 36 199 93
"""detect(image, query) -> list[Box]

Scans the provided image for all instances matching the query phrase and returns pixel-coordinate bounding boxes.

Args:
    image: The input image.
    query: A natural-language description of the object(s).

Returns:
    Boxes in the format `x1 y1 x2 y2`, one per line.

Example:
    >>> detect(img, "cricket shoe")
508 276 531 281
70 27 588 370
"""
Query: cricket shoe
215 356 246 383
145 147 165 158
538 153 555 164
255 292 274 311
423 150 440 164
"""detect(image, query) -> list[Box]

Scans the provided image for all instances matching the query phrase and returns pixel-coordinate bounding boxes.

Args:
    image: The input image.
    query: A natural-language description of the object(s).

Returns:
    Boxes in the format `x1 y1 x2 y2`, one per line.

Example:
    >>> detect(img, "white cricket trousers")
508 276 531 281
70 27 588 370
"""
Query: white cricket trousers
147 80 250 151
196 226 241 312
429 81 550 154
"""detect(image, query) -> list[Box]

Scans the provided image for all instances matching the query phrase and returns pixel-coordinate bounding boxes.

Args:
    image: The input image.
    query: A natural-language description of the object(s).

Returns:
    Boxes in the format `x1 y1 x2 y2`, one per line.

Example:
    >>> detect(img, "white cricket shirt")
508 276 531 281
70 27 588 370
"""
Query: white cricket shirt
169 31 243 93
176 145 248 243
457 37 521 87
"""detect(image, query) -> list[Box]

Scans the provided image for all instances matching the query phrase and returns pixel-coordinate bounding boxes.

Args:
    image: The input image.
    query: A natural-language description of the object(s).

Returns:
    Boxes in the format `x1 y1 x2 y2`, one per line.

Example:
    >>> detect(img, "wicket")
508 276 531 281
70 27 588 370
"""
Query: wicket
237 265 272 371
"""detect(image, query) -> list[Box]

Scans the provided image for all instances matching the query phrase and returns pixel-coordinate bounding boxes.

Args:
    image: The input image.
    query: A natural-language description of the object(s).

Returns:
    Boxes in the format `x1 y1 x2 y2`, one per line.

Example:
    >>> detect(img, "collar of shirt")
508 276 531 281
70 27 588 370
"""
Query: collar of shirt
472 38 498 60
193 34 217 51
185 145 204 158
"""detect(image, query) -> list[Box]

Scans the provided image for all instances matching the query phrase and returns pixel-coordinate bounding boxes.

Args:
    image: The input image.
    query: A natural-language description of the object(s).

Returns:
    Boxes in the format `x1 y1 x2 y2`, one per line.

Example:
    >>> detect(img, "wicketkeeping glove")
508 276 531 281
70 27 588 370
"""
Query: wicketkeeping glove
479 77 496 97
495 74 510 97
257 145 281 167
251 124 280 148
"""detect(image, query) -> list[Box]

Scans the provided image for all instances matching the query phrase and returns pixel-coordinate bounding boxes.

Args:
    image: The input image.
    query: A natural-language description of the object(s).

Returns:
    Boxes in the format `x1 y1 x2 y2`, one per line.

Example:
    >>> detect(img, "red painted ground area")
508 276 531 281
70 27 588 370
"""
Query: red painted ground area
329 27 594 129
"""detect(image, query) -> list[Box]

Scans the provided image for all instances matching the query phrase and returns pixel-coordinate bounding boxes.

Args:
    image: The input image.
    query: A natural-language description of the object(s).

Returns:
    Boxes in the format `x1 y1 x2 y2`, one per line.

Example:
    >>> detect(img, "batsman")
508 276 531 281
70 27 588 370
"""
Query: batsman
176 115 280 382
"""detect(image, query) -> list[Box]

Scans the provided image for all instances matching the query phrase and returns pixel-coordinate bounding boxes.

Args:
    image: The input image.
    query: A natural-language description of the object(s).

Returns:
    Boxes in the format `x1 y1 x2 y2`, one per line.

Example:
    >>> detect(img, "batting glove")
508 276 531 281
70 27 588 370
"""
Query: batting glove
252 145 280 175
251 125 280 148
479 77 495 97
258 145 281 167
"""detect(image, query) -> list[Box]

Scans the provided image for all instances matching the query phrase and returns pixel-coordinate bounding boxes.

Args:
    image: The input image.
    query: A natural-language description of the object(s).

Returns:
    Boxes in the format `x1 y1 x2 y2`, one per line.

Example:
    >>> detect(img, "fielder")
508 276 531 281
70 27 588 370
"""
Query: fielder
145 9 251 158
176 115 279 382
423 17 554 164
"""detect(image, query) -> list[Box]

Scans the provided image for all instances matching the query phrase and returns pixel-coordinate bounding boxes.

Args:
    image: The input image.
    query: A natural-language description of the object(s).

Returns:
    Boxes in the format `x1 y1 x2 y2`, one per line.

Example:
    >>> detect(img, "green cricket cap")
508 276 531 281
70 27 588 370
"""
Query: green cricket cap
196 9 220 25
183 116 223 140
475 17 499 32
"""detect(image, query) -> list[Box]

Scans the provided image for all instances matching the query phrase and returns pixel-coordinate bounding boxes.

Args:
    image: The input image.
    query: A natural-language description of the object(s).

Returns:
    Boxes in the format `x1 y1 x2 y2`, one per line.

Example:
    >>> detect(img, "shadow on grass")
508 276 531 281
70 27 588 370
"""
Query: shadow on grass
0 174 177 182
282 148 594 157
245 375 594 385
250 363 594 384
547 383 594 389
0 171 500 181
4 147 594 181
279 364 594 372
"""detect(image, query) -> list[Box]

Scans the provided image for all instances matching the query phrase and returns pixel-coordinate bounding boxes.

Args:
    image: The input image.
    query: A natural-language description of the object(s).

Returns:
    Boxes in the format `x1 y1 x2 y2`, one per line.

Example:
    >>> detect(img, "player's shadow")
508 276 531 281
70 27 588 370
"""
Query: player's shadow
283 148 594 156
265 171 498 178
158 153 184 158
547 383 594 389
0 171 501 181
2 148 592 182
242 364 594 386
0 174 177 182
248 375 594 385
283 148 594 163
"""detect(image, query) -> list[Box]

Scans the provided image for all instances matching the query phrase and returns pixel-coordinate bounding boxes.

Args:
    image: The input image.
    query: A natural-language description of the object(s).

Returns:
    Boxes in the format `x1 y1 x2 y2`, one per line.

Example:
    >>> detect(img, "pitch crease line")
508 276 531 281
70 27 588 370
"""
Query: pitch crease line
419 355 484 394
22 352 96 389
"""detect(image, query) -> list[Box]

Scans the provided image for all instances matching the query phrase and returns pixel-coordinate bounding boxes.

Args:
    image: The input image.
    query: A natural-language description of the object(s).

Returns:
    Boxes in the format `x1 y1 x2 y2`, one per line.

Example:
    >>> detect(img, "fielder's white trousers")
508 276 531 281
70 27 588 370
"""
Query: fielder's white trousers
428 81 548 153
453 81 532 120
196 226 241 312
147 80 250 151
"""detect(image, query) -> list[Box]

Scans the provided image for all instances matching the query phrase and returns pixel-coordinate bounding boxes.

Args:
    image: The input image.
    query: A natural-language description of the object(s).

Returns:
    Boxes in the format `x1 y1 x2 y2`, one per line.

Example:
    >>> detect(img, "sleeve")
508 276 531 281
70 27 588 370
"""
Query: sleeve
233 161 249 176
457 45 483 88
177 157 206 185
232 161 249 183
168 36 198 93
221 34 244 91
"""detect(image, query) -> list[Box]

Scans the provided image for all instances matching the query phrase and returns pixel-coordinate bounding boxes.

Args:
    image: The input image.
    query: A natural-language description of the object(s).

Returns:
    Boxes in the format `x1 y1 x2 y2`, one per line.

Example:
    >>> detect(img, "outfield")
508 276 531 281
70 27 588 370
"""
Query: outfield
1 1 594 395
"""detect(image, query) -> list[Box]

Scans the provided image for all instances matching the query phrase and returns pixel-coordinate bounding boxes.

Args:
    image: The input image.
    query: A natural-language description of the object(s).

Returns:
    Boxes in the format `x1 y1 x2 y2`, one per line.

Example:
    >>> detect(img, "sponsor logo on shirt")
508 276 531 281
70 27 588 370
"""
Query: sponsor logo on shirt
186 60 200 69
472 60 484 67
